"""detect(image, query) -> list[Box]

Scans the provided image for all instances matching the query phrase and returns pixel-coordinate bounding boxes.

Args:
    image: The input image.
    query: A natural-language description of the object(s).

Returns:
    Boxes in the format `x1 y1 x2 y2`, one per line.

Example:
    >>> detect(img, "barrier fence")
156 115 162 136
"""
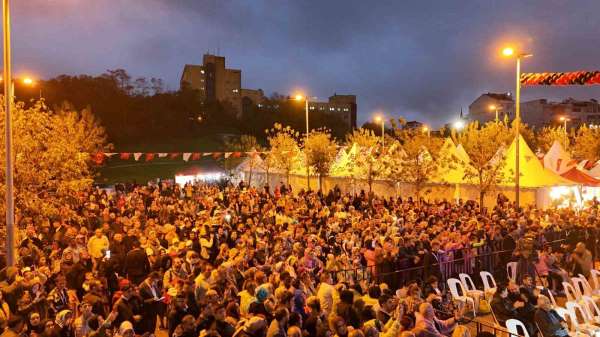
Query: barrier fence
330 235 581 292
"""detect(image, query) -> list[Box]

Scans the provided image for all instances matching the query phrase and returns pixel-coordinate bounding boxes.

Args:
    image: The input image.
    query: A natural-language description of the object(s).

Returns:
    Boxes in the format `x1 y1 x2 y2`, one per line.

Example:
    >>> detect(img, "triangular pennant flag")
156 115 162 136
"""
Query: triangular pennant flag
224 152 232 159
183 153 192 162
212 153 222 159
158 153 168 158
145 153 155 162
191 153 201 160
104 153 117 158
93 152 105 165
202 152 212 157
169 153 180 159
120 153 131 160
134 153 143 161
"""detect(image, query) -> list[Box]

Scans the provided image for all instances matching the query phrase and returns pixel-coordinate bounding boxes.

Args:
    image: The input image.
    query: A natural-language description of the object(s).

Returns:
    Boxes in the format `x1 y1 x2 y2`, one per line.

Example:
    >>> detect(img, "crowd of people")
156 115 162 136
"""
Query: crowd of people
1 180 599 337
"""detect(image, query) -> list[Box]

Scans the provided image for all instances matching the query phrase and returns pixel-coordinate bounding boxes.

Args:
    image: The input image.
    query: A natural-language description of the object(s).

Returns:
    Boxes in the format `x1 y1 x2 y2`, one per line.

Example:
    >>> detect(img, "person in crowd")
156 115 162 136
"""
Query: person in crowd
535 295 569 337
0 181 596 337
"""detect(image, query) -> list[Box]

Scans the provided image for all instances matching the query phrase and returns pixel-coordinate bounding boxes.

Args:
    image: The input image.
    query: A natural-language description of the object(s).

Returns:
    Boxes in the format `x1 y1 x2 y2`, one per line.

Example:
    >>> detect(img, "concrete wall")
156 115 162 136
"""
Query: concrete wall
241 171 545 209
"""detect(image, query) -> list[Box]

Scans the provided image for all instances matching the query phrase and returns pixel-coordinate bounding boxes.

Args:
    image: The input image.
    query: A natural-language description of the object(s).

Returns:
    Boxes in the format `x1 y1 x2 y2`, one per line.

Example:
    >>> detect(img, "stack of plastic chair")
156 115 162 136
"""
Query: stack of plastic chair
581 295 600 325
555 307 592 337
565 301 600 336
480 271 497 300
563 281 584 304
576 274 600 299
459 273 483 312
447 278 476 317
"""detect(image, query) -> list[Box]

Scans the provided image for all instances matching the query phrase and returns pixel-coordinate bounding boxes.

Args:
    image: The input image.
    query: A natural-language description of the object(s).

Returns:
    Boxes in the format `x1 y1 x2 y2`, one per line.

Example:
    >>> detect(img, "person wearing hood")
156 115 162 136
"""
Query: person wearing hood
114 321 134 337
53 310 75 337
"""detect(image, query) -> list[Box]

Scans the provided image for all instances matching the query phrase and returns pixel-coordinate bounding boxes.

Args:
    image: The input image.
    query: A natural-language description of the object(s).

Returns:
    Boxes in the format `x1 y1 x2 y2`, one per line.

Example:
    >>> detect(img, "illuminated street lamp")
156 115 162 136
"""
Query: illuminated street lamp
489 104 500 122
559 116 570 150
422 125 430 137
3 0 15 266
295 94 311 190
502 46 532 209
374 115 385 148
453 120 465 130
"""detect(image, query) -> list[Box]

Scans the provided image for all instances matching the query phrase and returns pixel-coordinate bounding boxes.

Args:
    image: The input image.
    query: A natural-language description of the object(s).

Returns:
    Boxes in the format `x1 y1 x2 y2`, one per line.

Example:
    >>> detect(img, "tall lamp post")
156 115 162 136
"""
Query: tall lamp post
502 47 532 210
295 94 311 190
374 115 385 148
2 0 14 266
559 116 569 150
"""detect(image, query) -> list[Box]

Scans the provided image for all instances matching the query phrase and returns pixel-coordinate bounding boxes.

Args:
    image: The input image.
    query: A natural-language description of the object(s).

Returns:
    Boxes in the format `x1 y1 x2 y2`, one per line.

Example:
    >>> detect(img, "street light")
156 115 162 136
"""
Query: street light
422 125 431 138
3 0 15 266
374 115 385 148
489 104 500 122
453 120 465 130
502 46 533 209
294 94 311 190
559 116 570 150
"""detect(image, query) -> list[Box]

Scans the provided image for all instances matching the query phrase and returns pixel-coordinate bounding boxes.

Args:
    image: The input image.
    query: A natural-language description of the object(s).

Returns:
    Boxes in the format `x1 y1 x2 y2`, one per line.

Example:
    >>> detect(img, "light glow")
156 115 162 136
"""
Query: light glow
175 172 224 186
294 94 304 101
453 120 465 130
502 47 515 57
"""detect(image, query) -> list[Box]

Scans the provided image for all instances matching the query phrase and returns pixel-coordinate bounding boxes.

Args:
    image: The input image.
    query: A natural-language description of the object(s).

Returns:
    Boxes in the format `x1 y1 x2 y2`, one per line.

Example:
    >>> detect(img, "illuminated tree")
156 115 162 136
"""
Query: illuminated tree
536 126 569 154
266 124 301 184
572 125 600 162
0 99 108 222
224 134 262 182
343 128 383 193
303 129 338 191
454 121 512 206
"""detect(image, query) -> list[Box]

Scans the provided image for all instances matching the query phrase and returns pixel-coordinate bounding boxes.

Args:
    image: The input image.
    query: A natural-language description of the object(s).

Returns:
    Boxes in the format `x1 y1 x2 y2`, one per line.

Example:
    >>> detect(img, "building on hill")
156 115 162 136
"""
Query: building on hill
468 92 600 127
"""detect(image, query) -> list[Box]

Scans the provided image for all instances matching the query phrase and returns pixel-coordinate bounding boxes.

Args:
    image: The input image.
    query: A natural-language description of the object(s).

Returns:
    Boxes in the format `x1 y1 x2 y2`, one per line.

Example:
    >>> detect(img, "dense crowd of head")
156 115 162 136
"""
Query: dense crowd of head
1 181 598 337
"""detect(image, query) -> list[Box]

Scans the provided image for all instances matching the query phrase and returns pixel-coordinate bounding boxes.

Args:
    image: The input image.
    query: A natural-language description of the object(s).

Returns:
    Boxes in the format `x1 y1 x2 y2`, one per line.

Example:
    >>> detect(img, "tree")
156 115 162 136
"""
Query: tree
536 126 569 154
572 125 600 162
389 125 445 201
266 124 301 184
0 98 108 223
454 121 512 206
223 135 263 184
304 129 338 191
344 128 382 193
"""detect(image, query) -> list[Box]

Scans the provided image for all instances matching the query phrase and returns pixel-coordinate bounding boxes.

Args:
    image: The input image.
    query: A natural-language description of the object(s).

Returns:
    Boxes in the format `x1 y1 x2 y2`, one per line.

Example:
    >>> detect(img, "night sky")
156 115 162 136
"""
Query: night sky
7 0 600 126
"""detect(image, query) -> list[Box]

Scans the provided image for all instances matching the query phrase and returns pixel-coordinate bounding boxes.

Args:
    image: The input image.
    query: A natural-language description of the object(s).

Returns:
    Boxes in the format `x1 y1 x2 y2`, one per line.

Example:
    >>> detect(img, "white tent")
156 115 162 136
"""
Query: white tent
543 141 577 174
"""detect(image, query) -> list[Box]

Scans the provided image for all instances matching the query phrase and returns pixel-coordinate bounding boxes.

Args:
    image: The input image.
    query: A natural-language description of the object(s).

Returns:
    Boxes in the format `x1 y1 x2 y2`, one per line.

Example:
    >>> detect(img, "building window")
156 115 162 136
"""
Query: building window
201 70 205 74
337 108 341 111
258 104 263 108
310 106 315 110
329 107 335 111
343 108 349 111
319 107 324 111
232 89 239 93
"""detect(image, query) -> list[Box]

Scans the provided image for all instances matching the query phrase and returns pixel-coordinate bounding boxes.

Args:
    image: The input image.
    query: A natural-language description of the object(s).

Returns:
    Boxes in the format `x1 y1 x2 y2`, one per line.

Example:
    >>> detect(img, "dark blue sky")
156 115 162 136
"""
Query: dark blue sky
7 0 600 126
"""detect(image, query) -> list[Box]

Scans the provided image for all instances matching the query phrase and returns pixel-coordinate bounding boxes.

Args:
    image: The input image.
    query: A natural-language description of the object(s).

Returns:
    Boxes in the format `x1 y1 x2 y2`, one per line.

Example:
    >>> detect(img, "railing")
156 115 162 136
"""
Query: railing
330 237 573 292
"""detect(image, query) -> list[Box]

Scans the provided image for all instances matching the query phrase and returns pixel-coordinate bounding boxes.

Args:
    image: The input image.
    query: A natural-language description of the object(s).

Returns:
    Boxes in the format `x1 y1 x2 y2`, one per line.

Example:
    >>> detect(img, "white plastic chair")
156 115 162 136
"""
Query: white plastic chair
566 301 600 335
480 271 497 299
507 262 518 282
591 269 600 291
506 319 529 337
536 286 557 307
554 308 593 337
564 281 582 303
581 295 600 324
447 278 476 316
459 273 484 310
577 274 600 297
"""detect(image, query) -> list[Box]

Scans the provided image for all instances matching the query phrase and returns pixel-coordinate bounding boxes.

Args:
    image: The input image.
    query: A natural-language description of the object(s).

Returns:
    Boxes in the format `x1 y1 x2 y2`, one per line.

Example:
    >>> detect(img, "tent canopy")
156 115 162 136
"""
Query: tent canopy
499 135 574 188
432 138 476 184
543 141 577 174
561 167 600 187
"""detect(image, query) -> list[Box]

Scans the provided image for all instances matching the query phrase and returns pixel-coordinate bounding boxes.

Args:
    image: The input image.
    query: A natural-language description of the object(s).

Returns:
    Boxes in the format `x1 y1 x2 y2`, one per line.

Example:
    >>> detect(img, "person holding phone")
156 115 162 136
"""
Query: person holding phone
138 272 163 334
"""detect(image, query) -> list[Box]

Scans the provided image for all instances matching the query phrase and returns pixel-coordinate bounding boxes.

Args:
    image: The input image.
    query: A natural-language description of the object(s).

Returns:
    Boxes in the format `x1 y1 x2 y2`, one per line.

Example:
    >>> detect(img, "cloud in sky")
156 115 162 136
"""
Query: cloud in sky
6 0 600 126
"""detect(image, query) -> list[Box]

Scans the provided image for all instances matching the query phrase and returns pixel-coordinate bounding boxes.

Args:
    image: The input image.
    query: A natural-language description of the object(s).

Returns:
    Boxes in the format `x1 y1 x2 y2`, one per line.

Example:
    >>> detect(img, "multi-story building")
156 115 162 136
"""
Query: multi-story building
468 92 515 124
181 54 357 130
468 93 600 127
181 54 244 115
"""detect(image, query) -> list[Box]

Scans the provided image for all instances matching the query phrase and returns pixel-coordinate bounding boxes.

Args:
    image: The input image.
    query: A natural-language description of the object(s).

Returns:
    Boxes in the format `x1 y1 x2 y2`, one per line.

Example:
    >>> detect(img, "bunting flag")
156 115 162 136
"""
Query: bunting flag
521 71 600 86
92 150 272 165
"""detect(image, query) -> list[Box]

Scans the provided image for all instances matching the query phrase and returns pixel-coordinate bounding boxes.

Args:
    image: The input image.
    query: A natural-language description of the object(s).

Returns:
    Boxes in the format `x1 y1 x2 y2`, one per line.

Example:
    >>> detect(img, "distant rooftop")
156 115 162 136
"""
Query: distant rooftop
484 92 513 101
